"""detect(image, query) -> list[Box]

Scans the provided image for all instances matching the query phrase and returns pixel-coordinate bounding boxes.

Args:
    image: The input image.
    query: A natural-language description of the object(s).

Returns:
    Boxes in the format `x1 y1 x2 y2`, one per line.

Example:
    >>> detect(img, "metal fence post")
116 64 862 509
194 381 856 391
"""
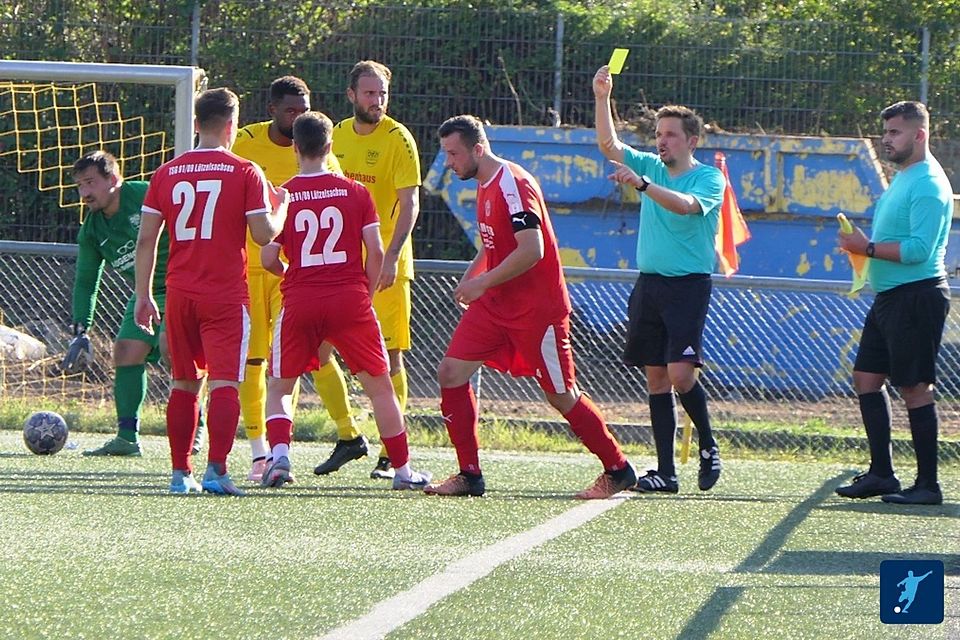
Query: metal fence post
920 26 930 105
191 0 201 68
553 12 564 120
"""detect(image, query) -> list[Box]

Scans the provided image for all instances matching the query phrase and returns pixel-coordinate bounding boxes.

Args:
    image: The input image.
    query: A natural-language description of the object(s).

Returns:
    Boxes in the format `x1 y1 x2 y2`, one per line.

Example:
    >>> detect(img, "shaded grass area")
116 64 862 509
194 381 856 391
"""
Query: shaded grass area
396 465 959 640
0 431 957 640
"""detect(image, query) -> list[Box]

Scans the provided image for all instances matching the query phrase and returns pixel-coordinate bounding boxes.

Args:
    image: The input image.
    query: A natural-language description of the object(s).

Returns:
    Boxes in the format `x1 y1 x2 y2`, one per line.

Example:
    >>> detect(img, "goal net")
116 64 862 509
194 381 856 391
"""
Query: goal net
0 61 205 409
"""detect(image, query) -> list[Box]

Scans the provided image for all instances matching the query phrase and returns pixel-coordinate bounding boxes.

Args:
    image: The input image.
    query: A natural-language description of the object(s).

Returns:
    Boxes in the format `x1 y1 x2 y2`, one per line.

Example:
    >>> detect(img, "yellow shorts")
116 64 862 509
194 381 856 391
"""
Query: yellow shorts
247 269 283 361
372 277 411 351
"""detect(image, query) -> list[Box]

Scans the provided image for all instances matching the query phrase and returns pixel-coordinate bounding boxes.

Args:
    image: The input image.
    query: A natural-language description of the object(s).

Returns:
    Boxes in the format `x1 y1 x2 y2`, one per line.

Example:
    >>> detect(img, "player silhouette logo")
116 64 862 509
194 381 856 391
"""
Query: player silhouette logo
895 570 932 614
880 560 944 624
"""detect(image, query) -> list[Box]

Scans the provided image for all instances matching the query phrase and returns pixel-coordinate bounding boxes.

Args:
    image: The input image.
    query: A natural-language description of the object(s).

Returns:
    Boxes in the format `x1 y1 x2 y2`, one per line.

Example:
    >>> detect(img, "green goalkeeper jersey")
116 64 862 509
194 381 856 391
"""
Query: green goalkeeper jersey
72 180 169 329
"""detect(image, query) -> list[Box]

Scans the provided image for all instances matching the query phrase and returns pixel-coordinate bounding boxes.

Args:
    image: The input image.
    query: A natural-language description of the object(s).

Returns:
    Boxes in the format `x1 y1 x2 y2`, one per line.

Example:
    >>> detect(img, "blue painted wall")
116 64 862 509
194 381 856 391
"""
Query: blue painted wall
425 126 960 280
425 126 960 395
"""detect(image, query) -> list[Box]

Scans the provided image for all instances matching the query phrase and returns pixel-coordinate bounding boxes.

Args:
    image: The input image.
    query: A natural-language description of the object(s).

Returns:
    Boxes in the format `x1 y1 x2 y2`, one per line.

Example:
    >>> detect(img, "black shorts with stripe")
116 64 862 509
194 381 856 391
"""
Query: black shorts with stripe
623 272 712 368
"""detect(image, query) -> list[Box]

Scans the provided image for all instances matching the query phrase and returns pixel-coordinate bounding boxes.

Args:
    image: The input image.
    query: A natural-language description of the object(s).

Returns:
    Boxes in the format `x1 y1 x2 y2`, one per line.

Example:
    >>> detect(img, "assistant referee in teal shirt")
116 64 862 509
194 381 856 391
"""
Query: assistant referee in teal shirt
837 100 952 506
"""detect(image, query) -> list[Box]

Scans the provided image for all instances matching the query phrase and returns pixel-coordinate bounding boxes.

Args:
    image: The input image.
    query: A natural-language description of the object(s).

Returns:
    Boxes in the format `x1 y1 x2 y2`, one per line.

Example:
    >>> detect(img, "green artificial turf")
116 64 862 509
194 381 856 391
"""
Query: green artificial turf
0 432 956 639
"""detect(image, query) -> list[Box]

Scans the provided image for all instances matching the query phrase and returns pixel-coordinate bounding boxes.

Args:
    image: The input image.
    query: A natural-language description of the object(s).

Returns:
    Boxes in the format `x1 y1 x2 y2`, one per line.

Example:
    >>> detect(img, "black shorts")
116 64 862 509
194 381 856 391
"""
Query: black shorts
623 273 712 367
854 277 950 387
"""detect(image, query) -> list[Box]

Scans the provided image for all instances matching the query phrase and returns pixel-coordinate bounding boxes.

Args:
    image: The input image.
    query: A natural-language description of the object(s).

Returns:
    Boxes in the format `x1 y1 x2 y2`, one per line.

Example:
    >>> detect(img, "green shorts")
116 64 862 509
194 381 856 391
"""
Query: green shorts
116 293 165 364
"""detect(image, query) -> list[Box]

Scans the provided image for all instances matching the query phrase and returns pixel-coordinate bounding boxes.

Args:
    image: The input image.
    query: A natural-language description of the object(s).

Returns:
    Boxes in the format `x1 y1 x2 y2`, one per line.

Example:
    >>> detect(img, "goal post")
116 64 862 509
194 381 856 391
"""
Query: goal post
0 60 205 156
0 60 205 407
0 59 207 217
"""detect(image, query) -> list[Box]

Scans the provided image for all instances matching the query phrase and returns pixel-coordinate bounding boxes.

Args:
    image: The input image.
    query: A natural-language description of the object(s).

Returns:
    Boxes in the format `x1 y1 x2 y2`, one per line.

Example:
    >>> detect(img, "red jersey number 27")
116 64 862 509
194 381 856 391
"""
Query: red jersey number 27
296 207 347 267
173 180 222 241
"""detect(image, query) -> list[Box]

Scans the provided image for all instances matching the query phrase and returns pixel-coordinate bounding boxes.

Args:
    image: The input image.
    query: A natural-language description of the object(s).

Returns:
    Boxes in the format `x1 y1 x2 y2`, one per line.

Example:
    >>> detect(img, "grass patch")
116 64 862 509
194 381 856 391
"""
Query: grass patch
0 431 956 640
720 416 869 438
3 397 959 466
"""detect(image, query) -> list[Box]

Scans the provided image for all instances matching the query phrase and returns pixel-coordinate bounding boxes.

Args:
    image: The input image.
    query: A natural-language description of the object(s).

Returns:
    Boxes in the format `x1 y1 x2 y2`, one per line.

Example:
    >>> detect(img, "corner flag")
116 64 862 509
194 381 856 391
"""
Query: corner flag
714 152 751 277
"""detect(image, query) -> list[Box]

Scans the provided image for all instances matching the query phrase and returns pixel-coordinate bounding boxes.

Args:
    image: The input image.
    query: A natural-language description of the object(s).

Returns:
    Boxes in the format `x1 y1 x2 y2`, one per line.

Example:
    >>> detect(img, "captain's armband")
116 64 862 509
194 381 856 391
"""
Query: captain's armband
510 211 542 232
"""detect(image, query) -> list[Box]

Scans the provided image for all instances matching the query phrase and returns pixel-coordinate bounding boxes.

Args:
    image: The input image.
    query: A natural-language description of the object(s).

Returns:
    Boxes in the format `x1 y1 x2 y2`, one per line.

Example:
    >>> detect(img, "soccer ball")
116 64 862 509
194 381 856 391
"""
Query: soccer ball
23 411 69 455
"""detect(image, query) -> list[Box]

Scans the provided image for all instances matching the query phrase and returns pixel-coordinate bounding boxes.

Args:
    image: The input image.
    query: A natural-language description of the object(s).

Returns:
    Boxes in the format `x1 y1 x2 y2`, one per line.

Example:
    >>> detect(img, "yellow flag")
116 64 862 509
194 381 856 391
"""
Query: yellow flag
837 213 869 294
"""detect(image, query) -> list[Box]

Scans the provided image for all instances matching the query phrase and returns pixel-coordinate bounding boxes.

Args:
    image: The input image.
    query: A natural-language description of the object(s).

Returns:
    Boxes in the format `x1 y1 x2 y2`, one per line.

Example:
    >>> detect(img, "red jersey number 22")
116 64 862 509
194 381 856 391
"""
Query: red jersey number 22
296 207 347 267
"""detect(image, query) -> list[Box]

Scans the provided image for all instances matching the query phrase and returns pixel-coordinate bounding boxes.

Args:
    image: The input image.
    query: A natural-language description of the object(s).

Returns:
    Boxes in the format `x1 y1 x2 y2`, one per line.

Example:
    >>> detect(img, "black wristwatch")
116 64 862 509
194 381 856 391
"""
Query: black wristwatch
865 242 876 258
636 175 651 192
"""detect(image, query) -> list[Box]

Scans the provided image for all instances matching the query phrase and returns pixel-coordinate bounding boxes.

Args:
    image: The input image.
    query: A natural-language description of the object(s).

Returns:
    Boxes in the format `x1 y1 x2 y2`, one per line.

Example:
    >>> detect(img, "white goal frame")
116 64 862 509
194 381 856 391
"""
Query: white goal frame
0 60 206 156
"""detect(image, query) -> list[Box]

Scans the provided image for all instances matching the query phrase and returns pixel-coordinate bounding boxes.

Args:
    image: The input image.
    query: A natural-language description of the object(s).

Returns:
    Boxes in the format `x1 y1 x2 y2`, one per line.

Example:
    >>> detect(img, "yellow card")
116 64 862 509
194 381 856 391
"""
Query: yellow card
608 48 629 74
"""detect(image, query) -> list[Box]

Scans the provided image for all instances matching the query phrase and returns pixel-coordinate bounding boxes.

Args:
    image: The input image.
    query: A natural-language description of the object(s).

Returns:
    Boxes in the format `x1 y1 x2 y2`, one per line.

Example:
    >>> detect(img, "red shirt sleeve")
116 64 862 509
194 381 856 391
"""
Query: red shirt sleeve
512 176 545 223
243 162 272 217
141 169 165 216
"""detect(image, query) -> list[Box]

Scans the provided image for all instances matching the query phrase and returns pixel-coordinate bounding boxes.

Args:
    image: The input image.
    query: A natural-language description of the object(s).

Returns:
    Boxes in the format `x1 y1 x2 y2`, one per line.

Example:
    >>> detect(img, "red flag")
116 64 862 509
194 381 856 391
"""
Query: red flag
714 152 751 276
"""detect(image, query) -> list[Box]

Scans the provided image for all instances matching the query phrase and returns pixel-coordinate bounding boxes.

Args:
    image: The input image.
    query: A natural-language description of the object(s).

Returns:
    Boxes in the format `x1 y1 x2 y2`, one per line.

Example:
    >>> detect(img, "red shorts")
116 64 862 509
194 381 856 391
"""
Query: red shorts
446 301 576 394
270 287 389 378
164 289 250 382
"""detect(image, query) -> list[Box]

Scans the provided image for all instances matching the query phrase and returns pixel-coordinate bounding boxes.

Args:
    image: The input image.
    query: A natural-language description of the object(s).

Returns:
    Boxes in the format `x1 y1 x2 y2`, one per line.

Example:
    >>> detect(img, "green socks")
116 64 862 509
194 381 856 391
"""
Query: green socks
115 364 147 443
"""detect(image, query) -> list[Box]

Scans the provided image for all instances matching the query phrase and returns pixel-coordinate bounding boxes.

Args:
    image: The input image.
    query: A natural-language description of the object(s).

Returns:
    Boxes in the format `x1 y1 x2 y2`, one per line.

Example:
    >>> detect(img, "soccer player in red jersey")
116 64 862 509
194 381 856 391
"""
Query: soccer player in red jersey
426 115 638 499
258 111 431 490
134 87 289 496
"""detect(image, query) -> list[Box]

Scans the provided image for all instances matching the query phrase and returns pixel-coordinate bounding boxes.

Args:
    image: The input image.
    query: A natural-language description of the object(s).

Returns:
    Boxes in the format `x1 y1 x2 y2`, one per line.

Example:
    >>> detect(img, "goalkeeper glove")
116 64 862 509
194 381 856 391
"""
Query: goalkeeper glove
61 324 94 375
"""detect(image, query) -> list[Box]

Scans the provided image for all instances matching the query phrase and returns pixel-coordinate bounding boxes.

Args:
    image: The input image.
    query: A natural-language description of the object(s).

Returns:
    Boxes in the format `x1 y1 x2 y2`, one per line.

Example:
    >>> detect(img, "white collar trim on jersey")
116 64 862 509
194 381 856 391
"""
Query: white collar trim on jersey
297 170 332 178
480 162 506 189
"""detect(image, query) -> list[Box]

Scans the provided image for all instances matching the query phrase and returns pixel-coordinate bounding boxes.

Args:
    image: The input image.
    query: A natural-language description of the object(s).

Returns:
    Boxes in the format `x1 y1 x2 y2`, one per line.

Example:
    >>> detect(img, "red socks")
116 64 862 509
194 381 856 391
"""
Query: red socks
564 394 627 472
440 383 481 475
207 386 240 468
167 388 199 472
381 432 410 469
266 416 293 450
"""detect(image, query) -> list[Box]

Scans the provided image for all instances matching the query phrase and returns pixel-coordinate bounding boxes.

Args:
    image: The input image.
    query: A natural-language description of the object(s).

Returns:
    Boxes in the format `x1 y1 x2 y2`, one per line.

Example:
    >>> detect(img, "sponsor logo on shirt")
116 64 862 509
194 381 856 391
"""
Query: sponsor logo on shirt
111 239 137 272
478 221 495 250
345 171 377 184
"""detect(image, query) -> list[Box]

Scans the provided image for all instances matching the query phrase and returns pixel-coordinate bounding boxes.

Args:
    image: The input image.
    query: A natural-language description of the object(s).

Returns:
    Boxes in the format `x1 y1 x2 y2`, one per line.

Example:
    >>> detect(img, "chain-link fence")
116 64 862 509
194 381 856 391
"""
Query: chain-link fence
3 5 960 248
2 241 958 461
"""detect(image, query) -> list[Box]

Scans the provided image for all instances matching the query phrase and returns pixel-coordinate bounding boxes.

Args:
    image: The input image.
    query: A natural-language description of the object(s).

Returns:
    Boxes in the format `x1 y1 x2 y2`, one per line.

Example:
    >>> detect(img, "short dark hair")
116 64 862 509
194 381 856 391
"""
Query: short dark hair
269 75 310 103
349 60 391 91
195 87 239 131
72 150 120 179
293 111 333 159
655 105 703 139
438 115 488 148
881 101 929 128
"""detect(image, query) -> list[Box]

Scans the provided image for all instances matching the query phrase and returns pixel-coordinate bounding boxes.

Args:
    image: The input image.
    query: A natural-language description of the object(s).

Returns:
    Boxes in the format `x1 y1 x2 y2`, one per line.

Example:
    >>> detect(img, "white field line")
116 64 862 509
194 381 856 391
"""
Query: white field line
316 494 631 640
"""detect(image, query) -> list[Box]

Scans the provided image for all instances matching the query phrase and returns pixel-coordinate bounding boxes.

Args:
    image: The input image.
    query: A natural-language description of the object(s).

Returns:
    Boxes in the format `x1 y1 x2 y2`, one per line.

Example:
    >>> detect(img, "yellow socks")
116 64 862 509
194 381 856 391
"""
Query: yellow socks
312 360 359 441
391 368 408 413
240 362 266 441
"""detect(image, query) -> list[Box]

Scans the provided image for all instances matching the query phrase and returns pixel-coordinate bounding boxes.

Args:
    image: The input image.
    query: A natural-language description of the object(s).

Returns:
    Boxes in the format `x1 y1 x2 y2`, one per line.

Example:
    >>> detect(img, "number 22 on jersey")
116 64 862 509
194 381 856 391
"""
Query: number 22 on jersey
297 206 347 267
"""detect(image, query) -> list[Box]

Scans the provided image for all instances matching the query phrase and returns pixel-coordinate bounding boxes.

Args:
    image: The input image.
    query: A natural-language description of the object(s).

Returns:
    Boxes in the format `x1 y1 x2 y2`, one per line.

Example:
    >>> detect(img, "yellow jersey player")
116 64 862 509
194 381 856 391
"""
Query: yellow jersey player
313 60 421 480
231 75 358 482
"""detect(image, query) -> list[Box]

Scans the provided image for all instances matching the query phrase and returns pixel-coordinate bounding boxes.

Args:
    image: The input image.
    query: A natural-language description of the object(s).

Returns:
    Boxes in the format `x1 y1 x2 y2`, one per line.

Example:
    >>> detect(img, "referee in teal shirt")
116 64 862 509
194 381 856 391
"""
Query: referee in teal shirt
837 101 952 506
593 65 725 494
